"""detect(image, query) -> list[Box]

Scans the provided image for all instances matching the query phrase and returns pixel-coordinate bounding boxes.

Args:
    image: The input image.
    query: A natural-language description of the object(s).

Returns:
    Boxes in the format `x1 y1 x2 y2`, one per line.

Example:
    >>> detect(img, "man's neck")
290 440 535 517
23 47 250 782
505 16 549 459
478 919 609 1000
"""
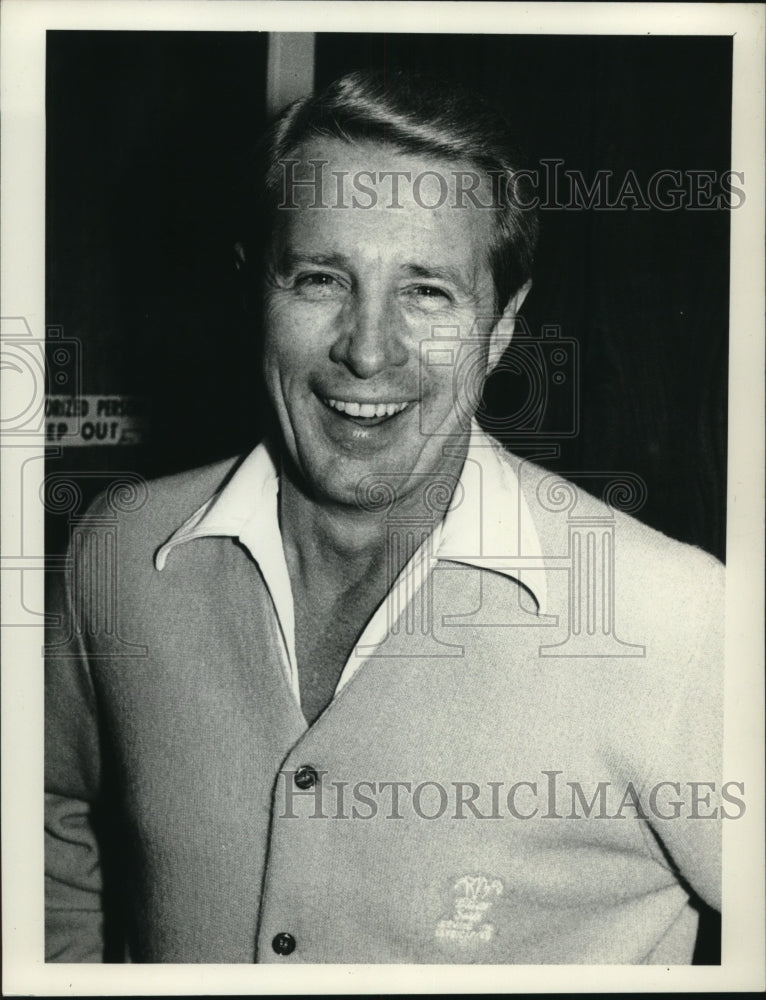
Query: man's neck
279 474 395 587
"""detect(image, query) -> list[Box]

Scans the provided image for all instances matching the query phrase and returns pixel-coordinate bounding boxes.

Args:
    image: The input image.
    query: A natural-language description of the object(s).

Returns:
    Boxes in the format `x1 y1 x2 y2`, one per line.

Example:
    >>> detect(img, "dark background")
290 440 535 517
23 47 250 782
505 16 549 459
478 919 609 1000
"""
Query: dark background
46 31 730 961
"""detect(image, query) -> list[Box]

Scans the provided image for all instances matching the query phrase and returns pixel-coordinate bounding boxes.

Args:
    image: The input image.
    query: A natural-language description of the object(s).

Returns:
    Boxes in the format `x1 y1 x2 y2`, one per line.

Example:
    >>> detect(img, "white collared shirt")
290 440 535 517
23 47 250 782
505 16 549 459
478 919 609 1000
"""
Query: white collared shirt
156 422 547 712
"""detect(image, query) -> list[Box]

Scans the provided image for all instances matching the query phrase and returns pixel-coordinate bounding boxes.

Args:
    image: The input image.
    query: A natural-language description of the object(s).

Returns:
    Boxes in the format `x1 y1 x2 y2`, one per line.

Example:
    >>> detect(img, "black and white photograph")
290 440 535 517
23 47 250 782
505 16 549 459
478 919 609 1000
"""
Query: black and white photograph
1 1 763 994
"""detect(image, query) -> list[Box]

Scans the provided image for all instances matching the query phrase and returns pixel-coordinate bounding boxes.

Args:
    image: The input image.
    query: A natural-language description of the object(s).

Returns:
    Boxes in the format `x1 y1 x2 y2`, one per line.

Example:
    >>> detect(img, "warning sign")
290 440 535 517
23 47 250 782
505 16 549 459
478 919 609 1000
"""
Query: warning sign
46 395 146 446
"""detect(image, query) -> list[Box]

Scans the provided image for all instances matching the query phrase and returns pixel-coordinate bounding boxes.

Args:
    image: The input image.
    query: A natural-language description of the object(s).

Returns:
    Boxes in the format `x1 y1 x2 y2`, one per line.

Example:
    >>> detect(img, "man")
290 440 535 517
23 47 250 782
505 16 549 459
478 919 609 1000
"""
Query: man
45 70 724 964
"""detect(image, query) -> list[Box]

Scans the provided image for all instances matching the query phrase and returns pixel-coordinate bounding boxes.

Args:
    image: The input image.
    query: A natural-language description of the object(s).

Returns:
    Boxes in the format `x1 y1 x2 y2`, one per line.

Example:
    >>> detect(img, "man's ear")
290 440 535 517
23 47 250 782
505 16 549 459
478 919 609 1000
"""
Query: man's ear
487 280 532 376
234 241 247 271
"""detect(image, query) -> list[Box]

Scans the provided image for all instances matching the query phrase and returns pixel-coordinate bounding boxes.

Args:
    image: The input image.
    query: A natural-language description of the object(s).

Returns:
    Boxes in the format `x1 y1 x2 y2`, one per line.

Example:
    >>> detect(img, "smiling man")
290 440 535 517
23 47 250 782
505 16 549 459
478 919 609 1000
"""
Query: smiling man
257 135 529 725
45 70 724 964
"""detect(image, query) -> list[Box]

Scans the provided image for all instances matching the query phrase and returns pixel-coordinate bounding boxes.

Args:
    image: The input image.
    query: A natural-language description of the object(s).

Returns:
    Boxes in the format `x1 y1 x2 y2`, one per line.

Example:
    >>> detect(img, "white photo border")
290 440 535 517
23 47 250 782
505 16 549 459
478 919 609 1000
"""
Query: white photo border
1 1 763 994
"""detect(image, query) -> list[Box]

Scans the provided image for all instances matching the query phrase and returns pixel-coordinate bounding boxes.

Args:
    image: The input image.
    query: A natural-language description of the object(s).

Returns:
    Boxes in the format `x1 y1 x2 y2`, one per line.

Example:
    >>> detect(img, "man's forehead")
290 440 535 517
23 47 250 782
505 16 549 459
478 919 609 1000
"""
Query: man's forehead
280 136 498 214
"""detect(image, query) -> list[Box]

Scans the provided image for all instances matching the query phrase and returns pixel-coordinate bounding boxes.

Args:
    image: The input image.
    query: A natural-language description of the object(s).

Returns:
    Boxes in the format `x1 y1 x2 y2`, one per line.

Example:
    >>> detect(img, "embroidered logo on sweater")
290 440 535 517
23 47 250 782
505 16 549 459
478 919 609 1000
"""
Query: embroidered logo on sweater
435 874 504 946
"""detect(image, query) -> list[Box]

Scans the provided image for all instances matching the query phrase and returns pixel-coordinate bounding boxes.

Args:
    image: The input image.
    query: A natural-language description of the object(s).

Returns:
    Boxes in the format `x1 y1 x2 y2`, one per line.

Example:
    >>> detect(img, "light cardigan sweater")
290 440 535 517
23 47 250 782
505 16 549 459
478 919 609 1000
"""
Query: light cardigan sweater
45 435 724 964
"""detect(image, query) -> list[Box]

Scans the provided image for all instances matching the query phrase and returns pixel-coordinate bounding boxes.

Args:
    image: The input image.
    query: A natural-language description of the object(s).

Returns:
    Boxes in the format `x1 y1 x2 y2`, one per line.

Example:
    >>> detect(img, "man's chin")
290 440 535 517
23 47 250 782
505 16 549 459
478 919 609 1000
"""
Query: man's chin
304 464 399 514
290 421 471 515
301 454 464 520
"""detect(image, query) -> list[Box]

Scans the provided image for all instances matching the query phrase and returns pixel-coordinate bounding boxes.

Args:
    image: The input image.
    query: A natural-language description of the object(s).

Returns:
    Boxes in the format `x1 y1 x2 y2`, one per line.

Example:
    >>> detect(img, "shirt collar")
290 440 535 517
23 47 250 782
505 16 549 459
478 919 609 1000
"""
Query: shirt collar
155 439 281 571
435 426 548 613
155 423 548 613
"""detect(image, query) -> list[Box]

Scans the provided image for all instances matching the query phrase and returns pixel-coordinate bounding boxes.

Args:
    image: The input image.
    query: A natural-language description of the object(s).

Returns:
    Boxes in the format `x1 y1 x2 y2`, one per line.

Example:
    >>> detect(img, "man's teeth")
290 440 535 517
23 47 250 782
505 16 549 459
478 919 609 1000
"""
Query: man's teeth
325 398 409 418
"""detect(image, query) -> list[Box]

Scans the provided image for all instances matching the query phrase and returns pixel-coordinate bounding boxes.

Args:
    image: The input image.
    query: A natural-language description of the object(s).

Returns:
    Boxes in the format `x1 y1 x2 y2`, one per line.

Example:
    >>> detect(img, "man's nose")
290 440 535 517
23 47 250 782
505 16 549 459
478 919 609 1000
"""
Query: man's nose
329 290 408 379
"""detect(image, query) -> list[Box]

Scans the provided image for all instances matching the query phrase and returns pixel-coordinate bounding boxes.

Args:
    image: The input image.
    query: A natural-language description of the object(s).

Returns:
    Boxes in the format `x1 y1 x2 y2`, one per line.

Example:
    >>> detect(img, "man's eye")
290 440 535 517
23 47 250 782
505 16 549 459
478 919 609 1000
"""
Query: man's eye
294 272 345 297
407 285 453 306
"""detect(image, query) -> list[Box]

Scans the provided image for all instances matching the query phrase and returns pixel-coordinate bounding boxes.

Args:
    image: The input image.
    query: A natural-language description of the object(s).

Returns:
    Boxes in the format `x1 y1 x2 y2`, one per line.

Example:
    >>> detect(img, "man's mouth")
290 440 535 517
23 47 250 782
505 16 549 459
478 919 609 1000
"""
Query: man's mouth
322 396 410 426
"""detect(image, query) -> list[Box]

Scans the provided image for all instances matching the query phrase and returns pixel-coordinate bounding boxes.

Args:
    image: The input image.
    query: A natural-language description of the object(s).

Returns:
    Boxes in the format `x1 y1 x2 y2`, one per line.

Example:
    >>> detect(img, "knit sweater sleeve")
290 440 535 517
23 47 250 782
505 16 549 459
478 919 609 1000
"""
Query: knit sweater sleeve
45 528 105 962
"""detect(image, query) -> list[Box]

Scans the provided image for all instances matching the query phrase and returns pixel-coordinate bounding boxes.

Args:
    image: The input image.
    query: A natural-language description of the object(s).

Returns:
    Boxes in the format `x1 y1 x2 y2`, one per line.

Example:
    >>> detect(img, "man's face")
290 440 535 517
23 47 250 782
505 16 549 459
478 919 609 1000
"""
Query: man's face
262 138 522 510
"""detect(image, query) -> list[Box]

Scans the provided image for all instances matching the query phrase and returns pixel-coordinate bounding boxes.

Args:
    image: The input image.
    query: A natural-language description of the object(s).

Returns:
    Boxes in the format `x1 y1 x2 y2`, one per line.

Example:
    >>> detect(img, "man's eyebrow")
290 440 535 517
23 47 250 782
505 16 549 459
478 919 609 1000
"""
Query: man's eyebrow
274 250 352 273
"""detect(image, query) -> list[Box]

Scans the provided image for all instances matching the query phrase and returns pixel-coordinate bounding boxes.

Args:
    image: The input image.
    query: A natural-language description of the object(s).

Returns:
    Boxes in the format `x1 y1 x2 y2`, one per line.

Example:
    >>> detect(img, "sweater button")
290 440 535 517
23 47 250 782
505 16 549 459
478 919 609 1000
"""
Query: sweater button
272 932 296 956
294 765 319 789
